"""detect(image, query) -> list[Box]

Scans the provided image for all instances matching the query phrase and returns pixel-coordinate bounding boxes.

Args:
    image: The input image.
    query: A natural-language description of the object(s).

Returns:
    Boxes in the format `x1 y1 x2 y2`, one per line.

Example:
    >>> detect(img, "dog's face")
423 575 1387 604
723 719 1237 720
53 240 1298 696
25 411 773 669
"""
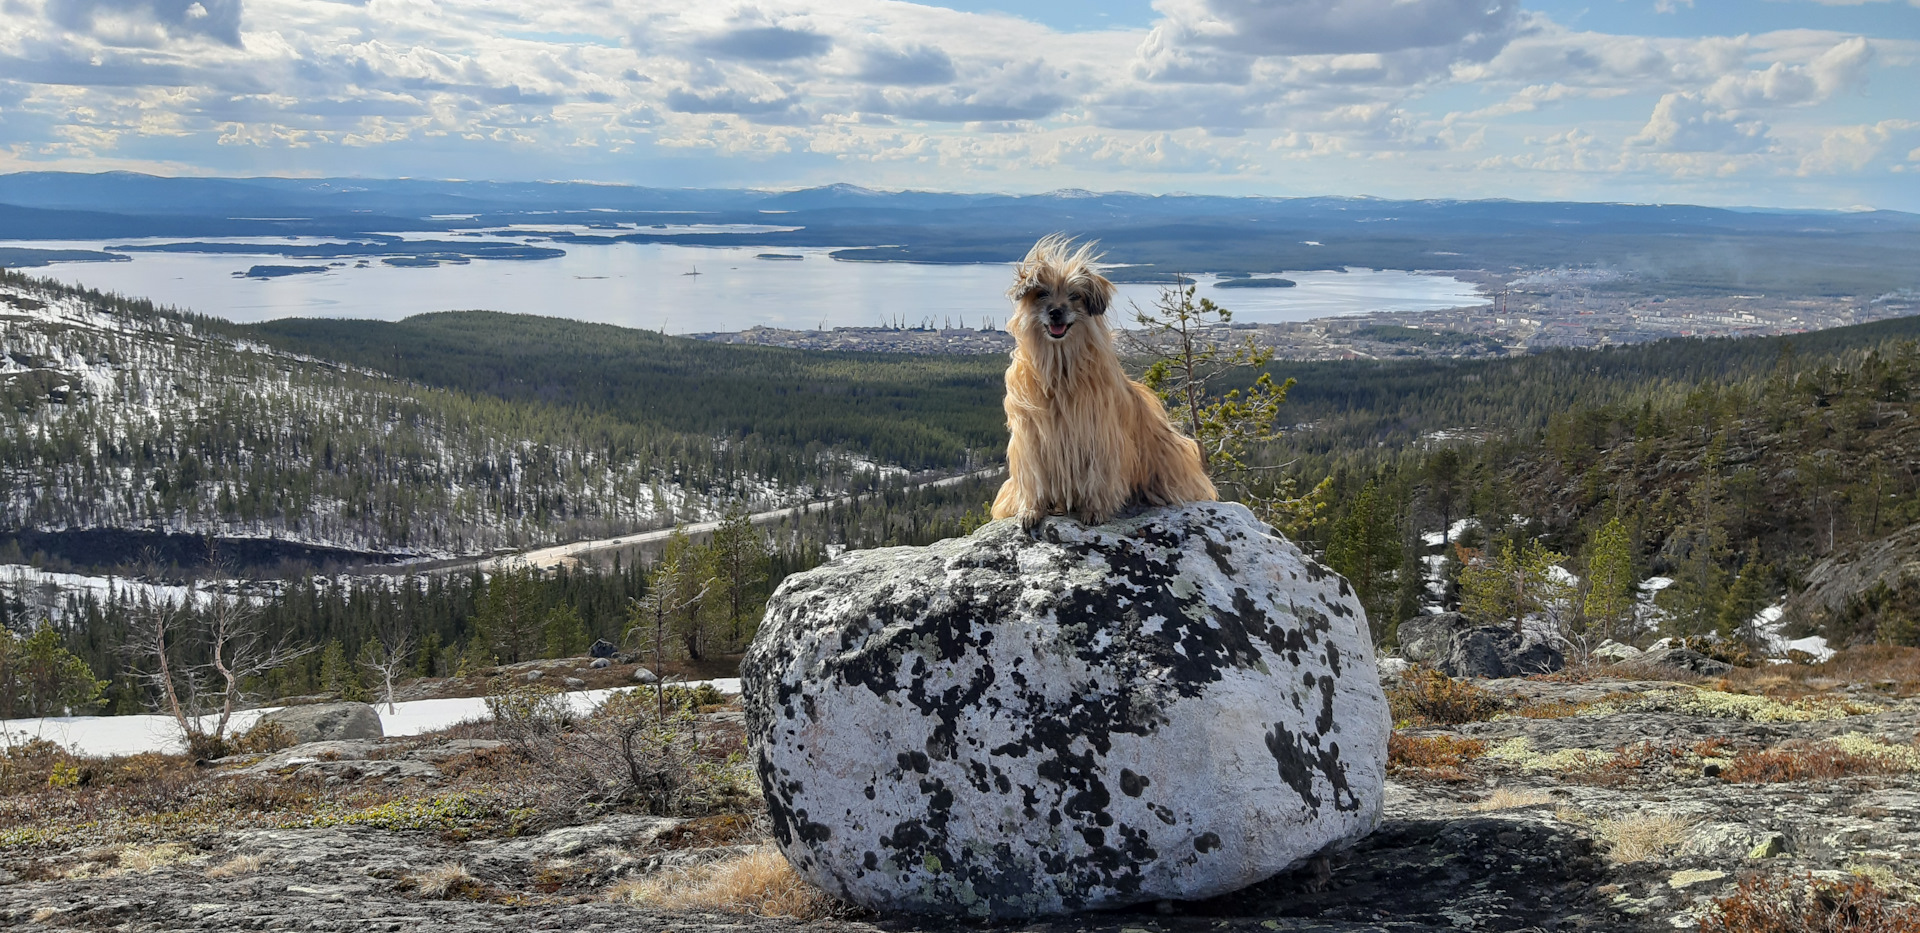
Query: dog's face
1009 235 1115 347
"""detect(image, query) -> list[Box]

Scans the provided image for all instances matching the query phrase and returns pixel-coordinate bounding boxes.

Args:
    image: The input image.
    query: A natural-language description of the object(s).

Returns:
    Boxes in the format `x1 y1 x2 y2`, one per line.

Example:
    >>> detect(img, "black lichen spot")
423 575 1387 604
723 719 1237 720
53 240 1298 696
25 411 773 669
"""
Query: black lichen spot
795 810 833 844
1314 674 1336 735
1119 768 1150 797
1194 832 1221 854
1264 723 1362 813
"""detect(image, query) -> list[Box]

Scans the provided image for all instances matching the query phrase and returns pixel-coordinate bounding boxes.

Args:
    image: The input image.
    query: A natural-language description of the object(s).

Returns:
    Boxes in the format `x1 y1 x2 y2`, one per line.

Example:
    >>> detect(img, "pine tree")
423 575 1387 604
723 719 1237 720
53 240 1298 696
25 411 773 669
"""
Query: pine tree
0 623 105 718
1460 539 1571 635
706 503 770 651
541 604 589 659
1582 517 1638 644
1326 480 1402 643
474 567 543 664
318 640 350 698
1717 548 1772 646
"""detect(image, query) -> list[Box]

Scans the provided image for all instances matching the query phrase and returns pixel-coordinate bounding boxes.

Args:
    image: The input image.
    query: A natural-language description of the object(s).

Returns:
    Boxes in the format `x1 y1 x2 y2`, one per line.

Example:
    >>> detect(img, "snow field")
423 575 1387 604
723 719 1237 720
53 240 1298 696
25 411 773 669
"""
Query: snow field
0 678 743 758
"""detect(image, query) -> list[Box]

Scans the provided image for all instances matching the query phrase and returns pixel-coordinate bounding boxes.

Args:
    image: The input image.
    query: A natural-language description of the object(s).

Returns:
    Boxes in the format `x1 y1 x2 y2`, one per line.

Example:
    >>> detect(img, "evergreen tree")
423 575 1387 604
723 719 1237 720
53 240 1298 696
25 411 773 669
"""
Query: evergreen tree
474 568 543 664
541 604 589 659
1717 548 1772 646
318 640 350 698
0 623 106 718
1460 539 1572 635
706 503 771 651
1581 517 1638 644
1325 480 1402 643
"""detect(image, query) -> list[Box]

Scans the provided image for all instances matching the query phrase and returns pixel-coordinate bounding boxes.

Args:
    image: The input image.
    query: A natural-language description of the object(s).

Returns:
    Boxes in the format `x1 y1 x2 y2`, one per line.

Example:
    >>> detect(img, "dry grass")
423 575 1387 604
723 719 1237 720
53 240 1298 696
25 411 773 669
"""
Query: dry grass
1594 812 1695 864
117 842 196 873
406 862 490 900
1700 872 1920 933
206 853 265 878
1387 668 1508 726
1725 646 1920 700
1386 733 1488 782
1471 788 1553 811
610 847 842 920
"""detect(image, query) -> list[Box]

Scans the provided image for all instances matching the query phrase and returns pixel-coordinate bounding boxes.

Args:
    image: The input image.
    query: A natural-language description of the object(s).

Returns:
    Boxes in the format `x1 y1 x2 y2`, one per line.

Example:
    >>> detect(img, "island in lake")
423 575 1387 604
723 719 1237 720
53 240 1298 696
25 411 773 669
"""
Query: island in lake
240 264 328 279
0 248 127 268
756 253 805 261
1215 277 1297 288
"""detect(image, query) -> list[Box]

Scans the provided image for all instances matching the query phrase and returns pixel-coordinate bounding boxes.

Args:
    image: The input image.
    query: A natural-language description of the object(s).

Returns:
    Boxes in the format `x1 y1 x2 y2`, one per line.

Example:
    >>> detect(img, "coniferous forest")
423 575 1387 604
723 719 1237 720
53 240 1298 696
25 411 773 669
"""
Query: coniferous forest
12 262 1920 716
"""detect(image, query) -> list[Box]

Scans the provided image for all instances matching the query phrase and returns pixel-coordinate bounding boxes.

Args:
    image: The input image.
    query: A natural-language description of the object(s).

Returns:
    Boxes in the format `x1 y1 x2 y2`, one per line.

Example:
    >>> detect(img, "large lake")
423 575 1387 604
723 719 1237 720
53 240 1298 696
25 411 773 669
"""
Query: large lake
10 238 1487 333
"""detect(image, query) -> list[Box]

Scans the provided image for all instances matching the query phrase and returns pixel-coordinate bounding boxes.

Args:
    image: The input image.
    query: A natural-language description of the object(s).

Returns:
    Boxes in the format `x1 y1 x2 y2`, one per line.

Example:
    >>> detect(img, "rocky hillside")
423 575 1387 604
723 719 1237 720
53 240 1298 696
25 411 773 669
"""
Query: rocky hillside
0 278 825 564
8 653 1920 931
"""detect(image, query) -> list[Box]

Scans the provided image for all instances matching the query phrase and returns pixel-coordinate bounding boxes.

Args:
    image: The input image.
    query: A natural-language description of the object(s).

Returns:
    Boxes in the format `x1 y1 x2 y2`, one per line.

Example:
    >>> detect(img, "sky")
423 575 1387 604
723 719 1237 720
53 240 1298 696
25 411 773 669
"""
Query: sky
0 0 1916 210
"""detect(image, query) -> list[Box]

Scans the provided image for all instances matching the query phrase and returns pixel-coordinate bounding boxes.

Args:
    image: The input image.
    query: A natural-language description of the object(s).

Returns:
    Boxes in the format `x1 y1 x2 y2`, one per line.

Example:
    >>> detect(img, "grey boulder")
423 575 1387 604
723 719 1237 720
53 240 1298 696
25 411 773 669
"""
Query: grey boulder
743 502 1390 917
1397 612 1563 678
257 702 384 743
1638 646 1734 676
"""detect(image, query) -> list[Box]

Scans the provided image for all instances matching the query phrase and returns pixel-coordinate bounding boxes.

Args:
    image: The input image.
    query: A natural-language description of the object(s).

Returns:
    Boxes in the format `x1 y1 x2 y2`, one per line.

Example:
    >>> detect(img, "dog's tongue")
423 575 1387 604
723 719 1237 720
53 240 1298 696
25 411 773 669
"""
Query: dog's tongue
1048 322 1069 337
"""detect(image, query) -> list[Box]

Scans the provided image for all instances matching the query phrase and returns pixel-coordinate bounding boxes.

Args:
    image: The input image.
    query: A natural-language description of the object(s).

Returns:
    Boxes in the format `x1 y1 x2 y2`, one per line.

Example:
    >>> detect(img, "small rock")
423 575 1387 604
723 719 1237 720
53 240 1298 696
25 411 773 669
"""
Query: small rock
1397 613 1563 678
1748 834 1787 859
564 677 586 689
590 657 611 669
1377 656 1412 677
589 638 619 659
1668 869 1727 890
522 670 544 682
1639 647 1734 676
258 702 384 743
632 667 657 684
1592 640 1643 662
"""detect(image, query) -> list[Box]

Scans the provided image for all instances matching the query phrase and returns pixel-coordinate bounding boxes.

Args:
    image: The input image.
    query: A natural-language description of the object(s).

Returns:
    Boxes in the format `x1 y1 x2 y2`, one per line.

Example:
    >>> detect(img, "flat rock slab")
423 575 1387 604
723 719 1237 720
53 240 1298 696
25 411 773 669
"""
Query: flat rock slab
744 502 1391 917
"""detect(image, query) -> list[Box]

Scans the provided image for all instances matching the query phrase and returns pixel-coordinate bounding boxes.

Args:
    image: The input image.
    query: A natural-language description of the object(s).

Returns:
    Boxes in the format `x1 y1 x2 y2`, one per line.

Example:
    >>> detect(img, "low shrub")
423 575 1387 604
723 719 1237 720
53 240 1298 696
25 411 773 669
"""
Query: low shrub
1722 738 1918 784
230 721 299 756
1699 872 1920 933
1386 733 1487 781
484 680 754 818
1387 668 1507 726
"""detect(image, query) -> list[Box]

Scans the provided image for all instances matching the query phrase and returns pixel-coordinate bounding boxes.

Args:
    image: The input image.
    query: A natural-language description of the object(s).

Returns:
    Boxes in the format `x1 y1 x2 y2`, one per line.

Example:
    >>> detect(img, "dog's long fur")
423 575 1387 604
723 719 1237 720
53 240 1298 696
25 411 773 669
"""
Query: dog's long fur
990 235 1216 530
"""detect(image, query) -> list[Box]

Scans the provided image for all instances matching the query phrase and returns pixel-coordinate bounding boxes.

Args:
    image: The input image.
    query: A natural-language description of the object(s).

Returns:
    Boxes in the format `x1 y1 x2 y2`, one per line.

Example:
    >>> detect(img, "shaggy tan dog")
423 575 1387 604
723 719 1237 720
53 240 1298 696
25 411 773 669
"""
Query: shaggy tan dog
990 235 1216 531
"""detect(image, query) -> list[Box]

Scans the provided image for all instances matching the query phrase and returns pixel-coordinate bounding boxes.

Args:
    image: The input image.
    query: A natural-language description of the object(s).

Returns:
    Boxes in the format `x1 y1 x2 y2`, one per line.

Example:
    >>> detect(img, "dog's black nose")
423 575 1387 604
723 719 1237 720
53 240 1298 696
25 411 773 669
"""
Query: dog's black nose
1046 307 1064 322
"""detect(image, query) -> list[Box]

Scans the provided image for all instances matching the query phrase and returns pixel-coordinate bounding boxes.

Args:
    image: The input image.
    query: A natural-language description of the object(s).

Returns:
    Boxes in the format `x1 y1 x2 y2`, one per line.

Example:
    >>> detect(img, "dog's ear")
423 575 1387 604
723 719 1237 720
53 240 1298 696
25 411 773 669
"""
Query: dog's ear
1082 271 1115 316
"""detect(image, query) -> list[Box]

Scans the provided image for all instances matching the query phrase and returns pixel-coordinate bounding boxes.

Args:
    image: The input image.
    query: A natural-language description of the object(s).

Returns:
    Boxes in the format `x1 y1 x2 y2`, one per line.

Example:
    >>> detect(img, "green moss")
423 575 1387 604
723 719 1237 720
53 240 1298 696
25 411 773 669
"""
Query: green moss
1828 733 1920 771
1485 736 1616 772
1578 688 1878 723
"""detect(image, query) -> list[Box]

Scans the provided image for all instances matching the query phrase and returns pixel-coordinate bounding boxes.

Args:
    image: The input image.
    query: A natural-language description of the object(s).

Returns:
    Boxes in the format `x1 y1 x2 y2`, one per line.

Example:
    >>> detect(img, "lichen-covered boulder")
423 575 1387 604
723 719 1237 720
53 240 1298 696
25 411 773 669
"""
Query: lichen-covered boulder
742 502 1389 917
257 702 383 743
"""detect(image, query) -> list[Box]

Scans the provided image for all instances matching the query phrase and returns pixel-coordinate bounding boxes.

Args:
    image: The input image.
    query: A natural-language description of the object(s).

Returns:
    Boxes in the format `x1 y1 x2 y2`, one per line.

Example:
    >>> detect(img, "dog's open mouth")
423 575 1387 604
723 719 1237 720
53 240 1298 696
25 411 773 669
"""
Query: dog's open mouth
1046 321 1072 339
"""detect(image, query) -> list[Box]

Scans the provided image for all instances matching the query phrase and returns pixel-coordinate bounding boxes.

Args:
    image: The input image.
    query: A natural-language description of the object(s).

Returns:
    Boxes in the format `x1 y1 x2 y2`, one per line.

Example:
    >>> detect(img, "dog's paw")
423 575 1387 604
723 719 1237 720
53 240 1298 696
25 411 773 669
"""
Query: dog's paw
1018 510 1045 537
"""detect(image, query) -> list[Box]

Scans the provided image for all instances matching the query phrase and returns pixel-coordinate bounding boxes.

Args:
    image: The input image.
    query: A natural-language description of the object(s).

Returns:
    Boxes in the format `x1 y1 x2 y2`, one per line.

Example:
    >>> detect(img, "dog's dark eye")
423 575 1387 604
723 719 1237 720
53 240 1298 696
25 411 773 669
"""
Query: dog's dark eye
1033 288 1050 299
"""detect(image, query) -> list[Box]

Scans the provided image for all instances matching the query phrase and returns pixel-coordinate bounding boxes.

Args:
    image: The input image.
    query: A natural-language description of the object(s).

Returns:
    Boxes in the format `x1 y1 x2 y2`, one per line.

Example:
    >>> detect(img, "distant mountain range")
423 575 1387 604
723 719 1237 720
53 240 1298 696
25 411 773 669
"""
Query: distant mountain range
2 171 1918 294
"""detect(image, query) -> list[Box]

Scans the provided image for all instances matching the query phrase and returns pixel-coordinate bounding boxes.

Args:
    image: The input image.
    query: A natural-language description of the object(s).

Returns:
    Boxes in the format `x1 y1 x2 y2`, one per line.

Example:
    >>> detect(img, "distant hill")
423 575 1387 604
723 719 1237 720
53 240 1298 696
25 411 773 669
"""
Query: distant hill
0 272 1000 571
3 173 1916 294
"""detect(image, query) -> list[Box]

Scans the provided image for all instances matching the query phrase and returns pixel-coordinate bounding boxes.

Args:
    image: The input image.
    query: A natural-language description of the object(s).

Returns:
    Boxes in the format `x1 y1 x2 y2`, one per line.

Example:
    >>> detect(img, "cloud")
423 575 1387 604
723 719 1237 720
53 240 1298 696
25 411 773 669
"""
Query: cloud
45 0 244 47
667 85 799 116
1630 92 1770 152
1147 0 1522 57
693 25 831 61
853 43 955 85
1703 37 1871 108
